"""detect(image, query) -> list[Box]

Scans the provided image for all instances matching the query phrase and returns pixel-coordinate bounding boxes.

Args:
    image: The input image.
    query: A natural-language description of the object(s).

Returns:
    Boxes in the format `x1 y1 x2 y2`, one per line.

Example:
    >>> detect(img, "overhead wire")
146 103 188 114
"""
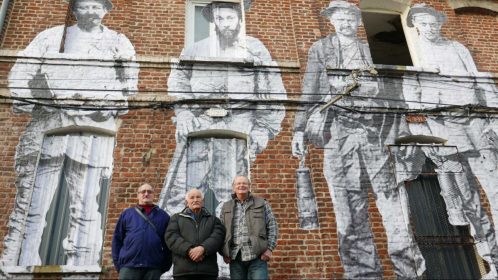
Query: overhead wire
3 54 497 86
3 94 498 120
1 56 497 116
2 83 497 110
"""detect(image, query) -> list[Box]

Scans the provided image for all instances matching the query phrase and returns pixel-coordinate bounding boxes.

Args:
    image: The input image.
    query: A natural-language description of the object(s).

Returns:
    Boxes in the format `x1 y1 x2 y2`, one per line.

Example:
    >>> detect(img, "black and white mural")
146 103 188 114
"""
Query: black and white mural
159 2 286 277
401 3 498 277
1 0 138 268
0 0 496 278
292 1 498 278
159 1 286 216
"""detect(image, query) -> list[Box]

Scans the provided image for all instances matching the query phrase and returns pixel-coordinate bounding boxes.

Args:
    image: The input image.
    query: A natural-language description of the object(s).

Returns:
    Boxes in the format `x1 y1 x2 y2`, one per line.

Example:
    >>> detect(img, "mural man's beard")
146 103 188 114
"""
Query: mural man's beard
76 14 103 30
216 23 241 49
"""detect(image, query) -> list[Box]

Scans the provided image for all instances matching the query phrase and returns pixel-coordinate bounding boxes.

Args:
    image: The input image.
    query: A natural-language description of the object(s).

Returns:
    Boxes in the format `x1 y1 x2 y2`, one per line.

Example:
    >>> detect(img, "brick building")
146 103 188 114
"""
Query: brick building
0 0 497 279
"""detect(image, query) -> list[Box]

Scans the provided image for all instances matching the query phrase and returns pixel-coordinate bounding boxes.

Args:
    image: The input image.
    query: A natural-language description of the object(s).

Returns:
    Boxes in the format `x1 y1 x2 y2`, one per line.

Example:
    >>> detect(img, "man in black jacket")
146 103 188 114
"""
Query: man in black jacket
165 188 226 280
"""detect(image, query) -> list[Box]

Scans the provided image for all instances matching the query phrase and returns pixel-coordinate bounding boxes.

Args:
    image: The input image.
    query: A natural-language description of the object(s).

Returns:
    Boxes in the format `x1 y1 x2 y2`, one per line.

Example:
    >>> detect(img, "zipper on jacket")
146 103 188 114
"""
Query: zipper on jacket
179 212 201 273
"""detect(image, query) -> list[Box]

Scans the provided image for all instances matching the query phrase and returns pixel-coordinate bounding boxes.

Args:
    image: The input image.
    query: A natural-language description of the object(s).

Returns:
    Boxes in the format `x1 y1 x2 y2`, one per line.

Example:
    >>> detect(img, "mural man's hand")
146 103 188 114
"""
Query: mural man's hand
292 131 305 157
176 110 199 139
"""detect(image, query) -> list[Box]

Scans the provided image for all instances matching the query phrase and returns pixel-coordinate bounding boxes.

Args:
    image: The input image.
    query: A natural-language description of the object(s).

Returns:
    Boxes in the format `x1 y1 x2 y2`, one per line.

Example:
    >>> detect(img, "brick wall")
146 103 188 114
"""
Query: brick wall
0 0 496 279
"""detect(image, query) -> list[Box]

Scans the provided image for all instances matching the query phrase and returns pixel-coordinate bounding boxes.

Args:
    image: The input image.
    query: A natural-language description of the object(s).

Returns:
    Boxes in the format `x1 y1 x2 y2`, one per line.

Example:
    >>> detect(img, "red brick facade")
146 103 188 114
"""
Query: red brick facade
0 0 496 279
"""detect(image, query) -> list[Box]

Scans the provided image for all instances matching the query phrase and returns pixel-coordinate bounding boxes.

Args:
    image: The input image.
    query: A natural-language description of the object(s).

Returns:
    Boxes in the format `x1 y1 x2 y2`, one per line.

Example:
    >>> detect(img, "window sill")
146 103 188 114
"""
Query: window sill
1 265 102 274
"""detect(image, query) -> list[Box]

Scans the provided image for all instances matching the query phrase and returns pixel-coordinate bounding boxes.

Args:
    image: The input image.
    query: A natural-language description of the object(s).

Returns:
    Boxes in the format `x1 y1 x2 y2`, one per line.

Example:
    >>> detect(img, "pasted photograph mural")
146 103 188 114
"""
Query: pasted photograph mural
291 1 424 278
399 3 498 278
1 0 138 267
159 0 286 217
292 0 498 279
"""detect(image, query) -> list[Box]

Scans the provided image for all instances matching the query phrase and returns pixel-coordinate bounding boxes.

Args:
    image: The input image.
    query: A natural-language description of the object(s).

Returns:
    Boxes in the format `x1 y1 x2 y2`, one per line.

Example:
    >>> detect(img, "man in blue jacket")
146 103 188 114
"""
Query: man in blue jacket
112 183 172 279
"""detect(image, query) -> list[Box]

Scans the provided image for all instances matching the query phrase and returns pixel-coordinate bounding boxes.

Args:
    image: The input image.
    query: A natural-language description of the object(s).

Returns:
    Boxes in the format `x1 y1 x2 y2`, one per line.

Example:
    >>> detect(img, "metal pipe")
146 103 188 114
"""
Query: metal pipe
0 0 11 40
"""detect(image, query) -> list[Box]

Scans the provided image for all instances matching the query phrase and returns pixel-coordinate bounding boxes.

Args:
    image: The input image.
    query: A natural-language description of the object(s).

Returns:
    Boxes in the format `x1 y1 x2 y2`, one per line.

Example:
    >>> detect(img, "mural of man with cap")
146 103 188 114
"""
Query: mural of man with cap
161 1 286 216
407 3 478 75
401 4 498 275
2 0 138 267
292 1 425 278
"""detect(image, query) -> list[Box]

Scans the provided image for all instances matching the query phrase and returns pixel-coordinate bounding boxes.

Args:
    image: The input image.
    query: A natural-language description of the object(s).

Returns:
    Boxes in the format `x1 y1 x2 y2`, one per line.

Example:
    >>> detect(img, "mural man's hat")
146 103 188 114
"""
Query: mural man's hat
320 0 361 19
64 0 113 11
407 3 447 27
201 0 253 23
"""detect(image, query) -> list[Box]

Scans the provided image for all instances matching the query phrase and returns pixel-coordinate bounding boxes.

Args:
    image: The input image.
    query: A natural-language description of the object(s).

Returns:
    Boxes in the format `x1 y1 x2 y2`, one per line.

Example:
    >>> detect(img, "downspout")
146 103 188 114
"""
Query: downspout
0 0 10 41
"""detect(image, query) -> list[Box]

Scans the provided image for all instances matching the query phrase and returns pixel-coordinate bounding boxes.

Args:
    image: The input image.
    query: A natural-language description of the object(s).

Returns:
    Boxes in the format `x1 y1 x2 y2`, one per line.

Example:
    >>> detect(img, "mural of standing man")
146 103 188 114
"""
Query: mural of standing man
292 1 425 278
160 1 286 216
399 3 498 275
2 0 138 267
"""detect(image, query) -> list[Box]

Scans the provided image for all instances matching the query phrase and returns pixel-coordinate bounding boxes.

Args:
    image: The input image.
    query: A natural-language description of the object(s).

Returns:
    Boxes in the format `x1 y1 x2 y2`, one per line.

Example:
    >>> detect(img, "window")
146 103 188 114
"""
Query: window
448 0 498 13
361 11 413 66
18 132 113 266
405 158 486 278
184 0 248 58
185 0 212 48
389 144 490 278
186 136 248 215
360 0 414 66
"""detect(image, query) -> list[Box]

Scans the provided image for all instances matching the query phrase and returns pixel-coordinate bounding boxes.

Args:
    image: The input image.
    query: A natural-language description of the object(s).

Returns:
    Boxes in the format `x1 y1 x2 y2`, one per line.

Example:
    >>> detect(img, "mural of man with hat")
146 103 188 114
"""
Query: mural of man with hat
162 4 285 278
162 1 286 218
402 4 498 276
2 0 138 267
407 3 476 75
292 1 425 278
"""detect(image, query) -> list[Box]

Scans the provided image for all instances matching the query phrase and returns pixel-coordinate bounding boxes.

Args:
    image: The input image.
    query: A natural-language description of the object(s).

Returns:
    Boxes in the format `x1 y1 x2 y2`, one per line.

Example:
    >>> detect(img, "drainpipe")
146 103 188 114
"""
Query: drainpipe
0 0 11 41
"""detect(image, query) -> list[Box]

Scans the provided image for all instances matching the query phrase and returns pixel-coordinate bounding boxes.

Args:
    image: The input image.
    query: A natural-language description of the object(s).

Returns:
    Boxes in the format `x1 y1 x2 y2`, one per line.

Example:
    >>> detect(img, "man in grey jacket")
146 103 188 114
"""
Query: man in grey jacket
219 175 278 280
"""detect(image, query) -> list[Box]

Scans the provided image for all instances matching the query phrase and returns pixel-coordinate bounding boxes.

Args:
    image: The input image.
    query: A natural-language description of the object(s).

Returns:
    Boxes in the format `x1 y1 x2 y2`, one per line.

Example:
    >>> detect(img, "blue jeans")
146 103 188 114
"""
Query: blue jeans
230 256 269 280
119 267 163 280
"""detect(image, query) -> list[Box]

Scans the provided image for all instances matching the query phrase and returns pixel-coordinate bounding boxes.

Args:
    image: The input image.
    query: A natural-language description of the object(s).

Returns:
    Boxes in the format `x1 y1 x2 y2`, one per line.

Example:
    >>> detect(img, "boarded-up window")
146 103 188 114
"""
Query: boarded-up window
405 158 484 279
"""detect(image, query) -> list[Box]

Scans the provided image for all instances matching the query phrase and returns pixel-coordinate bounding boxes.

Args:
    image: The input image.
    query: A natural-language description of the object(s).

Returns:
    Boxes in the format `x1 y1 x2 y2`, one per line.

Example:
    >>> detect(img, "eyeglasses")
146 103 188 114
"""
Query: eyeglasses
139 189 154 194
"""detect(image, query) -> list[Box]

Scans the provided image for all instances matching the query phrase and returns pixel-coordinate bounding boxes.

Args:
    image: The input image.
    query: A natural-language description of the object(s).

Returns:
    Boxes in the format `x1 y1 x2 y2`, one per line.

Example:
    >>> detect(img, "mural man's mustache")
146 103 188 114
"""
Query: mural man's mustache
79 14 101 21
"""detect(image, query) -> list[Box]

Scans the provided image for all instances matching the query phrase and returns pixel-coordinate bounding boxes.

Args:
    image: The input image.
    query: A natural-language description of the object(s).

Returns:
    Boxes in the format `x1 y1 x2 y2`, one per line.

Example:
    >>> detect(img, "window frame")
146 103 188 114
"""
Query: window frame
388 144 489 278
186 130 250 215
11 130 114 270
403 158 487 278
360 10 414 66
185 0 213 49
359 0 421 66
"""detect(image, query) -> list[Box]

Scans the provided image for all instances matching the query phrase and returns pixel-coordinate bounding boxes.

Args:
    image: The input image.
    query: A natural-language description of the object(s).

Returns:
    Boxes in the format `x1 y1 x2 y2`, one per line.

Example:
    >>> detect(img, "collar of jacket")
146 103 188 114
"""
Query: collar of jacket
135 204 158 211
231 192 254 203
180 207 211 218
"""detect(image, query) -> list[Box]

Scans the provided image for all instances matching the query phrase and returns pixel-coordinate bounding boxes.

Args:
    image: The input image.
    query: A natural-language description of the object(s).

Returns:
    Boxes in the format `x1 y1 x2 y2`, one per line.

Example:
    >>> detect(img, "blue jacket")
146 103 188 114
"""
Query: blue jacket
112 205 172 272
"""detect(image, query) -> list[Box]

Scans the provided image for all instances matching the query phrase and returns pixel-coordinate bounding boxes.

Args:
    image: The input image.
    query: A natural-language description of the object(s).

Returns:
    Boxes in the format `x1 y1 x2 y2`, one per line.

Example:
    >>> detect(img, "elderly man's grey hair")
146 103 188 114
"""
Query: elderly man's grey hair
232 175 251 186
138 183 153 190
185 188 204 200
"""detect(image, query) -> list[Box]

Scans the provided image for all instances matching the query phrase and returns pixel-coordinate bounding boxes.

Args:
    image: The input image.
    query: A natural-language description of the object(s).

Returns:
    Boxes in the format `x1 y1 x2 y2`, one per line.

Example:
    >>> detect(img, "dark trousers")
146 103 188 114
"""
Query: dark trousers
174 275 217 280
119 267 163 280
